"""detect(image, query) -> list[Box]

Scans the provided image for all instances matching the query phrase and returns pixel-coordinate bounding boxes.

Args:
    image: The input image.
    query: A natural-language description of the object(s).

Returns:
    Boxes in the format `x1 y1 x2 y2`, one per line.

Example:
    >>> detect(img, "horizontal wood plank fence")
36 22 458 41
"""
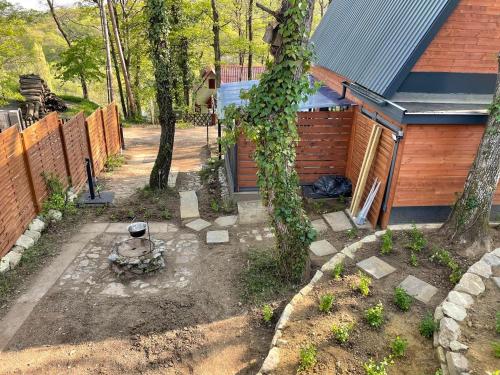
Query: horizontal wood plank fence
236 110 354 189
0 102 121 257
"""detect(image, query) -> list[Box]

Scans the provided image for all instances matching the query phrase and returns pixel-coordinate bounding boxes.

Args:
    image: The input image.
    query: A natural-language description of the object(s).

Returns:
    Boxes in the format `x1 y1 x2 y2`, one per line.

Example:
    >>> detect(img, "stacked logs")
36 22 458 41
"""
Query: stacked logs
19 74 67 122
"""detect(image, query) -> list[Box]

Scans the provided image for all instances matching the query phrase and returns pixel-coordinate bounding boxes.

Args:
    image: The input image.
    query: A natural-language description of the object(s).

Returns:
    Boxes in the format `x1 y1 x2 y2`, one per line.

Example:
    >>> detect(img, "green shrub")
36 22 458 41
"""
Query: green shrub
496 312 500 334
298 344 317 371
492 341 500 358
363 356 393 375
262 304 273 323
319 293 335 313
380 229 393 255
449 264 463 285
394 287 413 312
430 248 463 285
331 262 344 280
354 271 372 297
406 224 427 252
365 302 384 329
390 336 408 357
104 154 125 172
162 208 172 220
346 227 358 239
41 173 75 215
331 322 354 344
419 313 437 339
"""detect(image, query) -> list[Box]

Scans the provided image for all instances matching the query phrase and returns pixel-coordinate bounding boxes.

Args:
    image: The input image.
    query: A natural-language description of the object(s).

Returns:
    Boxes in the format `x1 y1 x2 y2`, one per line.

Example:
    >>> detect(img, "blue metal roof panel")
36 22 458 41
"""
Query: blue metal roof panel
311 0 459 97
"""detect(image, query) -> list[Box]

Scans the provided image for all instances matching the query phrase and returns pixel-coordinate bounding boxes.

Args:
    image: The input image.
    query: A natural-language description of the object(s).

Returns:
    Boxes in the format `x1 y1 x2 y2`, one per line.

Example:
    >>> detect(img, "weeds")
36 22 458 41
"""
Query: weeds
394 287 413 312
409 252 419 267
41 173 75 215
331 322 354 344
162 209 172 220
390 336 408 357
380 229 393 255
104 154 125 172
353 271 372 297
262 304 273 323
363 356 393 375
331 262 344 280
365 302 384 329
419 313 437 339
298 344 317 371
434 369 443 375
318 293 335 313
492 341 500 358
346 228 358 239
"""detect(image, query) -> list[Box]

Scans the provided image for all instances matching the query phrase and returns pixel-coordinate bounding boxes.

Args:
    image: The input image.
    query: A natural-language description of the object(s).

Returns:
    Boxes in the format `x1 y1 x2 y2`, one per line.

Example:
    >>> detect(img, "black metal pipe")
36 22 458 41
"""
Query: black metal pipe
85 158 95 200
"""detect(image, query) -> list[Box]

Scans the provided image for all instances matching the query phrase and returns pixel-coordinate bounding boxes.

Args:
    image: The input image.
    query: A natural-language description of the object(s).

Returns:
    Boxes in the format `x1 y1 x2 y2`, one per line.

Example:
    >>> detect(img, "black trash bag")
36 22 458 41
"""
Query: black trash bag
310 175 352 198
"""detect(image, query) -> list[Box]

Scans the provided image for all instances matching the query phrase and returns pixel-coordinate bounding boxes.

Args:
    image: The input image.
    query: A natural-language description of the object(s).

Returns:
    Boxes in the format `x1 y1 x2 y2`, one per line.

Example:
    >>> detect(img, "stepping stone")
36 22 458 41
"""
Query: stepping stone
180 191 200 220
322 211 352 232
356 256 396 279
186 218 211 232
238 200 267 224
399 275 438 304
310 239 337 257
105 223 129 233
214 215 238 227
207 230 229 244
312 219 329 234
167 171 178 188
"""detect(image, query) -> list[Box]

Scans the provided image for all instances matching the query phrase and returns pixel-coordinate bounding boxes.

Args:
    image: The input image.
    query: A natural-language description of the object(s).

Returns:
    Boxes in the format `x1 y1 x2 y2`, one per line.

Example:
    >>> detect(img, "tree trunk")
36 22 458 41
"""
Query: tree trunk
247 0 254 80
210 0 222 88
98 0 115 103
440 53 500 249
108 19 127 117
47 0 90 100
108 0 138 117
146 0 176 189
180 37 191 108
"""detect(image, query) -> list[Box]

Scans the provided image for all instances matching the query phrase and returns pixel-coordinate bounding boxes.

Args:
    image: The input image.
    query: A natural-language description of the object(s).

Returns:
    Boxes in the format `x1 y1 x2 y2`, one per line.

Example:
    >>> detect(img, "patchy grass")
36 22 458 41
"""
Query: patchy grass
60 95 99 117
104 154 125 172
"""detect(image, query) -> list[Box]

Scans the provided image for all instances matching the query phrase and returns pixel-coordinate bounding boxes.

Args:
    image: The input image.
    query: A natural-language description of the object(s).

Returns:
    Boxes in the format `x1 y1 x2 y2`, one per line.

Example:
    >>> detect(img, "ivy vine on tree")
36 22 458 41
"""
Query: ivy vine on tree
223 0 316 282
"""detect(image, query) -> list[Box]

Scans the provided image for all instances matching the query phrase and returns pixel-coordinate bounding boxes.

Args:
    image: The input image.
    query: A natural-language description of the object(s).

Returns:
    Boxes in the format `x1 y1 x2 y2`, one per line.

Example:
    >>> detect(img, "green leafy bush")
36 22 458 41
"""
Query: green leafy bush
104 154 125 172
331 262 344 280
365 302 384 329
363 356 393 375
492 341 500 358
331 322 354 344
41 173 75 215
262 304 273 323
406 224 427 252
390 336 408 357
394 287 413 312
380 229 393 255
319 293 335 313
354 271 372 297
298 344 317 371
419 313 437 339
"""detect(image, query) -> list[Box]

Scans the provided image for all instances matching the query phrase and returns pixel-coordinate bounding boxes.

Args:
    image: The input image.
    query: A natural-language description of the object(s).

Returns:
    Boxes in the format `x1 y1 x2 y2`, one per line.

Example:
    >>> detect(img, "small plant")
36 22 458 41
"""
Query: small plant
354 271 372 297
363 356 393 375
449 265 463 285
394 287 412 312
331 262 344 280
496 312 500 334
262 304 273 323
104 154 125 172
162 208 172 220
492 341 500 358
409 252 419 267
380 229 393 255
298 344 317 371
331 322 354 344
430 247 463 285
210 199 220 212
365 302 384 328
419 313 437 339
41 173 75 215
434 369 443 375
319 293 335 313
346 227 358 239
406 224 427 252
390 336 408 357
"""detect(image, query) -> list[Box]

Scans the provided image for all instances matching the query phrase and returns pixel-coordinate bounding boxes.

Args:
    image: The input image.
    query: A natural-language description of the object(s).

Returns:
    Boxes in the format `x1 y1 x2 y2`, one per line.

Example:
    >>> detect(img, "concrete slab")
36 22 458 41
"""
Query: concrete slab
238 200 268 225
148 222 178 233
310 239 337 257
168 171 178 188
105 222 129 234
312 219 329 234
214 215 238 227
323 211 353 232
356 256 396 279
180 191 200 220
79 223 109 233
185 218 211 232
399 275 438 304
207 230 229 244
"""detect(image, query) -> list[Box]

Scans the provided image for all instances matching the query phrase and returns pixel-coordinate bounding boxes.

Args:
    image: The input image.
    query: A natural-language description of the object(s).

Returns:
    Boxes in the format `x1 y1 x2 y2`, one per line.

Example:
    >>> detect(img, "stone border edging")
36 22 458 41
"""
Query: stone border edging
257 223 443 374
433 247 499 375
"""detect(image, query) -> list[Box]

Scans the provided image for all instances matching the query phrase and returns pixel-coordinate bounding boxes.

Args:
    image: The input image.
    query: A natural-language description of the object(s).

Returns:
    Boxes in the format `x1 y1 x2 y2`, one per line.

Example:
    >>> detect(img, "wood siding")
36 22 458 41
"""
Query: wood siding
393 124 500 207
237 110 354 189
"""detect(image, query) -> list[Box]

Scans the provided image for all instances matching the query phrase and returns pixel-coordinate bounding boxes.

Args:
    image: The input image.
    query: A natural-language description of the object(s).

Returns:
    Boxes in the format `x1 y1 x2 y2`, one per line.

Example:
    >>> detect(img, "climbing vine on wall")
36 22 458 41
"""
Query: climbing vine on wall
223 0 317 282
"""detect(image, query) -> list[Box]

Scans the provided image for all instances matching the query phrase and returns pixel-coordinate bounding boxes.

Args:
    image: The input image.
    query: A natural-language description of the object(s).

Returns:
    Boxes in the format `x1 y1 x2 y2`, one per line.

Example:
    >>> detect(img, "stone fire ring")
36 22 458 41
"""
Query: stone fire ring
108 237 167 275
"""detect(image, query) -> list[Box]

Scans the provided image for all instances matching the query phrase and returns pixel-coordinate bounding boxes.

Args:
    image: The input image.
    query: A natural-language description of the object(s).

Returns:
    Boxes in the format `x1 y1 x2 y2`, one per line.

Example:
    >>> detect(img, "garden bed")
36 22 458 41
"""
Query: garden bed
271 227 491 374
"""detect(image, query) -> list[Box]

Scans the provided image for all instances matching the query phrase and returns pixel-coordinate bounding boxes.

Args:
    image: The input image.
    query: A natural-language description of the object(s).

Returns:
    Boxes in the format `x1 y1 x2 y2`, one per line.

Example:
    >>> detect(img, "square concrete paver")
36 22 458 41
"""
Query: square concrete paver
215 215 238 227
186 218 211 232
180 191 200 220
399 275 438 304
312 219 329 234
310 239 337 257
207 230 229 244
323 211 353 232
238 200 268 224
356 256 396 279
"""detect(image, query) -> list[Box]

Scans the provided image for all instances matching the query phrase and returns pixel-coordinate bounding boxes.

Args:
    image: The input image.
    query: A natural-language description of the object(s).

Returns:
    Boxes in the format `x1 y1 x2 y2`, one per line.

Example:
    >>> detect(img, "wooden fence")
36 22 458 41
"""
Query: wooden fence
0 102 121 257
236 110 354 189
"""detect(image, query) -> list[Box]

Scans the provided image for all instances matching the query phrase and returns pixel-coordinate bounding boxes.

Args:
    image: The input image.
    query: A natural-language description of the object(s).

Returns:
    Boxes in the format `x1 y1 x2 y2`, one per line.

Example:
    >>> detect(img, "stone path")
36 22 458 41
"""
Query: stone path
323 210 353 232
357 255 396 279
399 274 438 303
180 190 200 220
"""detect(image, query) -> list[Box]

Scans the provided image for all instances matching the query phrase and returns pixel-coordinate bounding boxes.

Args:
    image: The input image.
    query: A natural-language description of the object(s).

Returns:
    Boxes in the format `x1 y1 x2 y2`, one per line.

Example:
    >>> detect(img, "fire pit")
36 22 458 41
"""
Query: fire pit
108 237 166 275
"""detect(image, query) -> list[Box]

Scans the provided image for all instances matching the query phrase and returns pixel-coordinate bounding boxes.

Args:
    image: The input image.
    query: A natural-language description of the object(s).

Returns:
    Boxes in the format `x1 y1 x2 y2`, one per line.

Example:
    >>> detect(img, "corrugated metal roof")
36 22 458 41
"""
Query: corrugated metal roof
311 0 459 97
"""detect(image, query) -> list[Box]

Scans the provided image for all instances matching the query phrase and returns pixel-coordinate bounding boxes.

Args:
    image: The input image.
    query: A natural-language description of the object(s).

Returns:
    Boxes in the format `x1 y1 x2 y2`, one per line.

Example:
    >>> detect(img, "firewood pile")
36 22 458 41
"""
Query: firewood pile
19 74 67 122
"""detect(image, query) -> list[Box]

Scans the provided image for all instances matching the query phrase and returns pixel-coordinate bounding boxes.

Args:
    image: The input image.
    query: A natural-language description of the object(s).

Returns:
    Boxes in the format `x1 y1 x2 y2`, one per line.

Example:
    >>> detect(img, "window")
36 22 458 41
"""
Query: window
208 78 216 89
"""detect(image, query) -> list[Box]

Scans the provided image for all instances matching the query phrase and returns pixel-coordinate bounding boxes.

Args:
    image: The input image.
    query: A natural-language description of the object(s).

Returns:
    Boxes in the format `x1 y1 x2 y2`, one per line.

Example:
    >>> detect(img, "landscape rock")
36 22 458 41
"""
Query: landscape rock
15 234 35 250
493 277 500 289
321 253 346 272
206 230 229 244
434 306 444 320
185 218 211 232
437 346 446 363
442 301 467 321
0 258 9 274
361 234 377 243
29 218 46 232
299 284 313 296
446 291 474 309
3 251 22 269
374 230 386 237
341 241 363 259
261 347 280 373
439 318 461 348
446 352 468 375
47 209 62 222
276 304 293 331
467 260 491 278
493 247 500 257
24 229 41 242
454 273 485 296
449 340 468 352
11 246 25 255
310 270 323 285
481 252 500 267
214 215 238 227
